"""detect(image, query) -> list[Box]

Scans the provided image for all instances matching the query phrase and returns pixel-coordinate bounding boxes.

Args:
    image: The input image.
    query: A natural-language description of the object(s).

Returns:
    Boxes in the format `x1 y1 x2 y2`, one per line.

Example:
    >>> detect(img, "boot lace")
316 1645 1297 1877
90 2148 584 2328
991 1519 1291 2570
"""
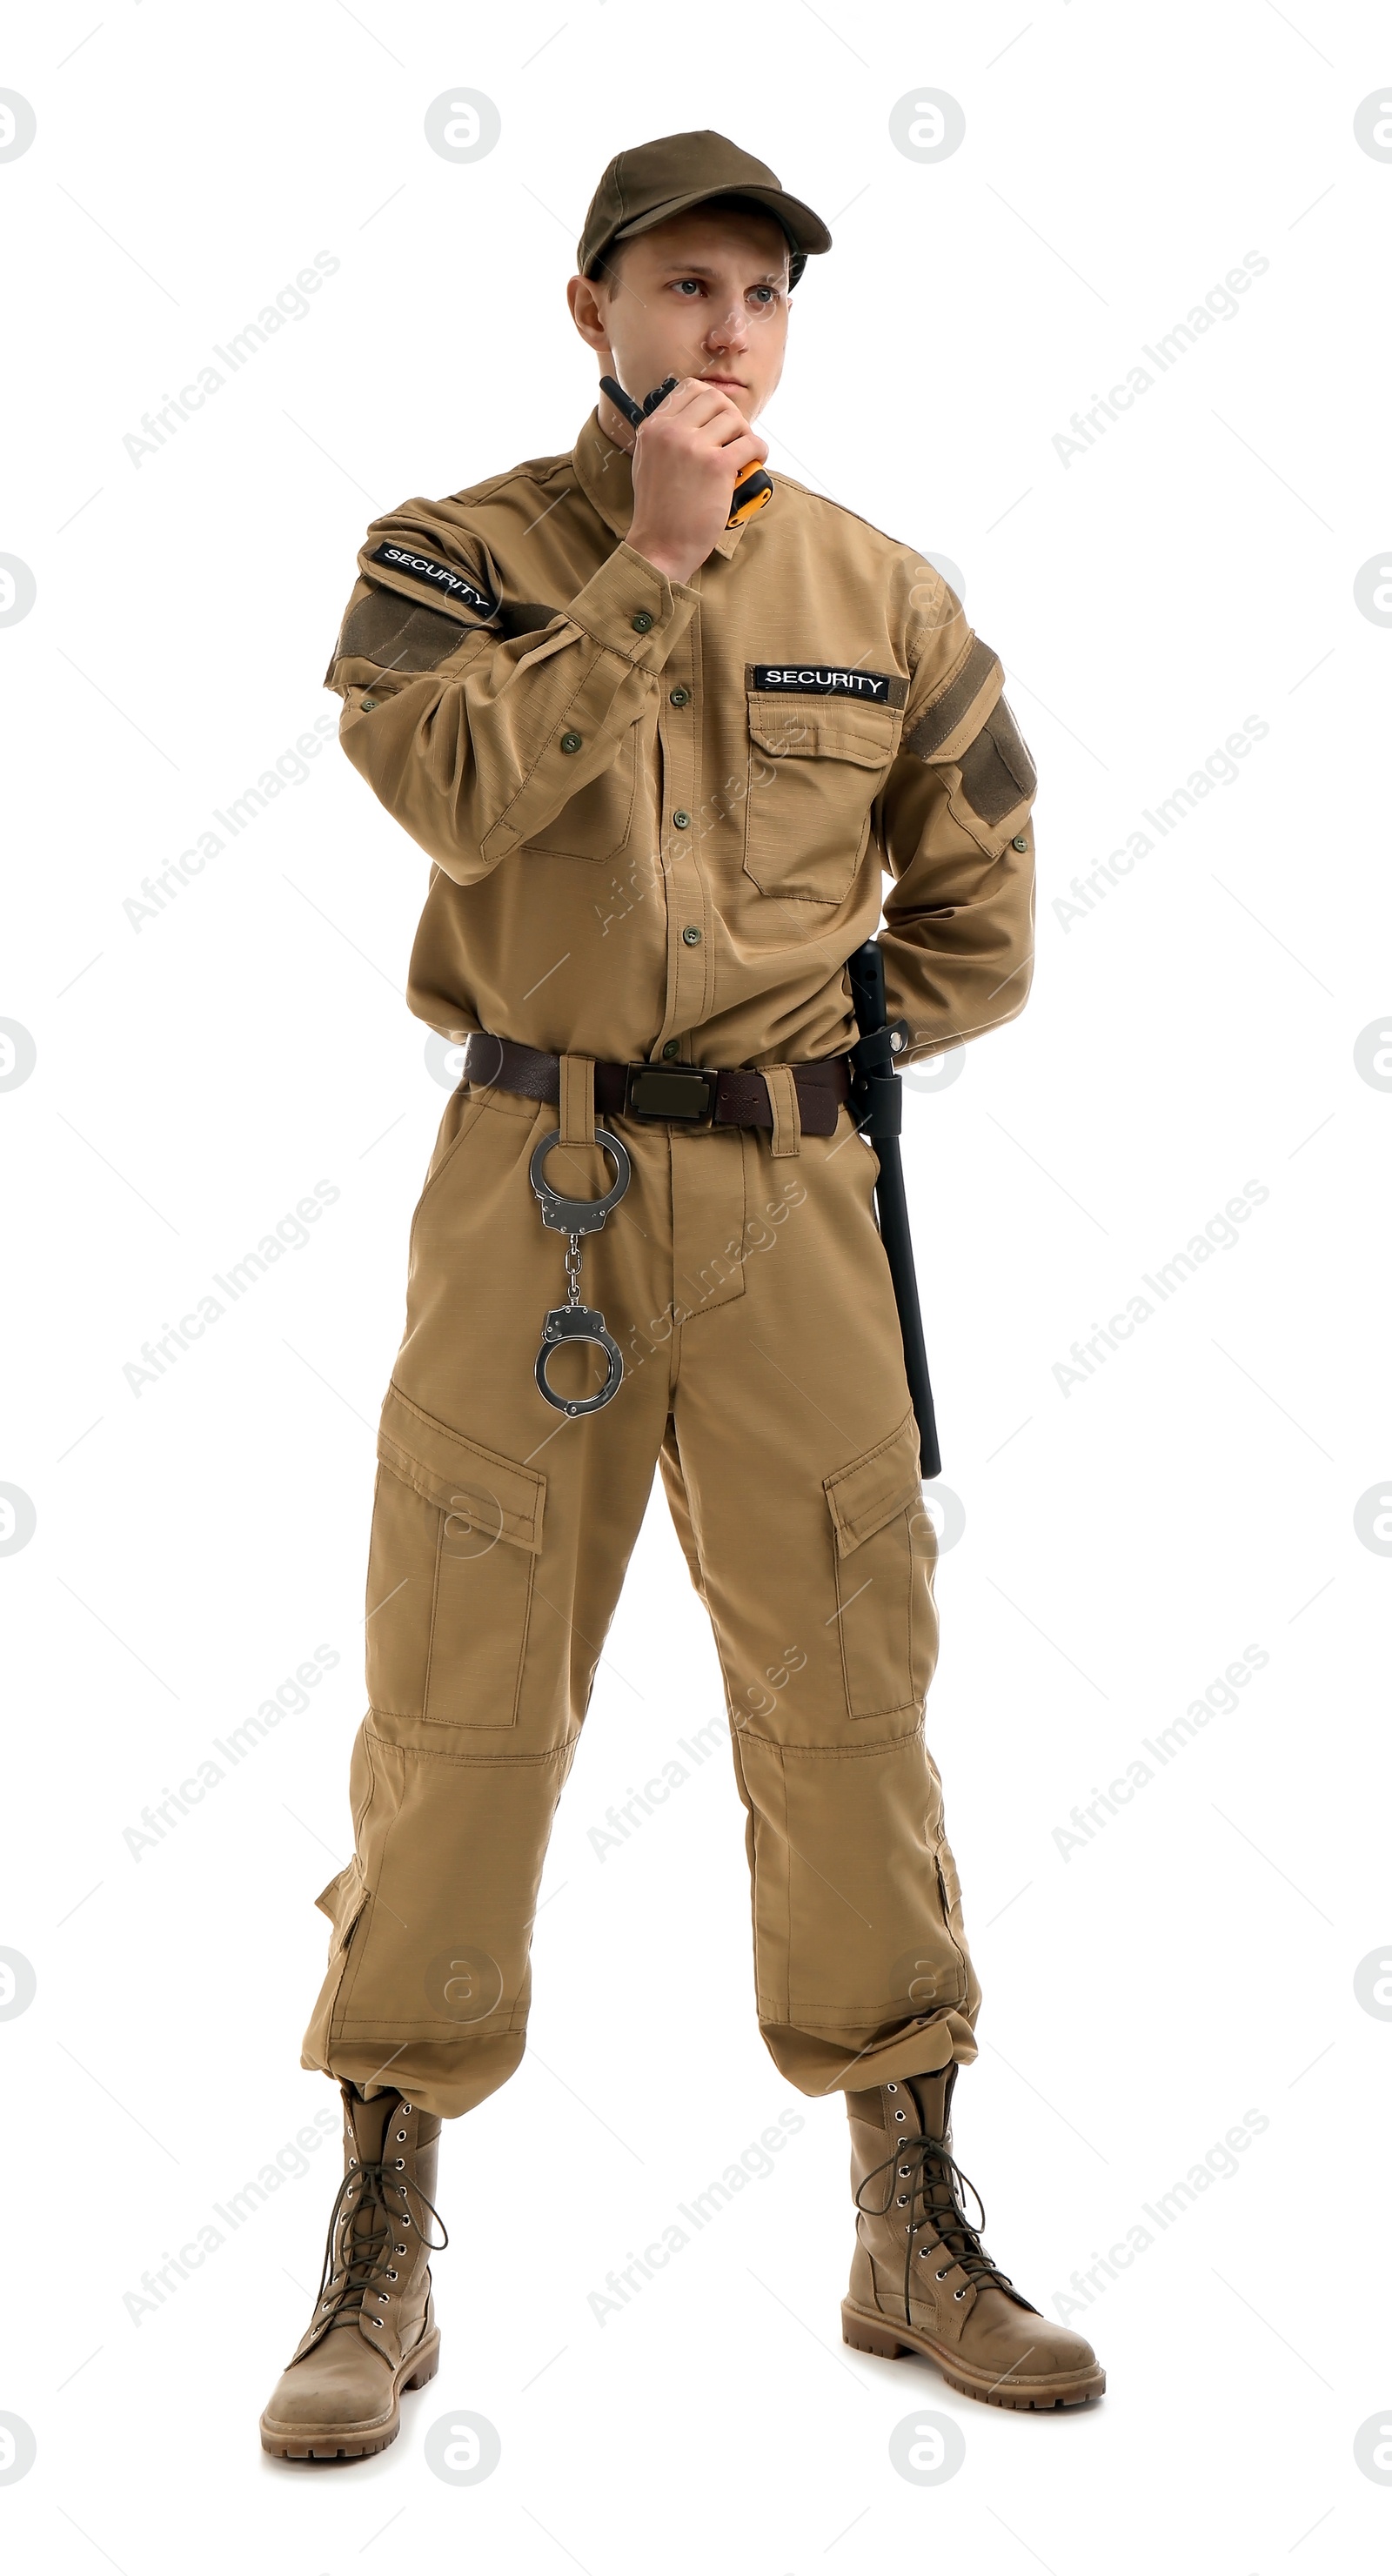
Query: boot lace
312 2152 449 2335
856 2129 1014 2320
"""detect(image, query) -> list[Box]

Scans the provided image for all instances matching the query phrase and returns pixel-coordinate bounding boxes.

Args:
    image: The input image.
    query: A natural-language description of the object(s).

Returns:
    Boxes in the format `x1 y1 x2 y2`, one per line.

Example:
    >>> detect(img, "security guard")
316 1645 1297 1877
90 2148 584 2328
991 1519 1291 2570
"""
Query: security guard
260 130 1103 2459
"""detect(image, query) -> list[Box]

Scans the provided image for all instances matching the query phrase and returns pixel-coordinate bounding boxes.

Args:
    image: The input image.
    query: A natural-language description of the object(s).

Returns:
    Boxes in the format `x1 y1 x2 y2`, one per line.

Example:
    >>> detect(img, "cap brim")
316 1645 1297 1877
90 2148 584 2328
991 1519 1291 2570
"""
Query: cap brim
613 183 832 259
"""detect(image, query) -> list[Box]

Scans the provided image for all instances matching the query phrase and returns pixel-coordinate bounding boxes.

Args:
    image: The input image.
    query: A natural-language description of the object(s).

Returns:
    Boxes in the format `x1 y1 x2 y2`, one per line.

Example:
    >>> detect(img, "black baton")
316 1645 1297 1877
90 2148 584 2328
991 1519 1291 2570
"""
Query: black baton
847 940 942 1479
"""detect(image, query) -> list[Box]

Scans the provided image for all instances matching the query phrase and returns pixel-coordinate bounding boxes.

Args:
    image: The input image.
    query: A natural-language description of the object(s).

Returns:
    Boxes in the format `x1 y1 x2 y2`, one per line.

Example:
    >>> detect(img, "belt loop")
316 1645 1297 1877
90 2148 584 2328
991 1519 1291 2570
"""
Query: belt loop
764 1064 802 1159
559 1053 596 1147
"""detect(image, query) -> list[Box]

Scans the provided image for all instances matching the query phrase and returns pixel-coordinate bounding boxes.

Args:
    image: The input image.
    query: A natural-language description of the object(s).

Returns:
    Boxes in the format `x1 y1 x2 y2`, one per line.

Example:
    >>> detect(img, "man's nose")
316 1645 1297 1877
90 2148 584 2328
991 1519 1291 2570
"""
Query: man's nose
704 304 750 351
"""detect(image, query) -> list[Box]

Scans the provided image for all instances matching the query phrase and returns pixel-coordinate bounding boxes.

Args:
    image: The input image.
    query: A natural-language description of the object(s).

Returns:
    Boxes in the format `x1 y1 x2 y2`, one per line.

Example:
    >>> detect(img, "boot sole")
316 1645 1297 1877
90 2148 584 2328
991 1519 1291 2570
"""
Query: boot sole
259 2328 441 2460
841 2299 1105 2411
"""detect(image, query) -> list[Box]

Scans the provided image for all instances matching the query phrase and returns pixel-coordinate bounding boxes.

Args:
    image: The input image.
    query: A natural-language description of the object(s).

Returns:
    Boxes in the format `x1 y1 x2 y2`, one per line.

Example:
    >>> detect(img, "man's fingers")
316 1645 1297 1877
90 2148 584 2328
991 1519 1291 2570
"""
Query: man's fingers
711 417 768 462
663 378 757 432
639 383 768 464
716 432 769 479
662 378 726 418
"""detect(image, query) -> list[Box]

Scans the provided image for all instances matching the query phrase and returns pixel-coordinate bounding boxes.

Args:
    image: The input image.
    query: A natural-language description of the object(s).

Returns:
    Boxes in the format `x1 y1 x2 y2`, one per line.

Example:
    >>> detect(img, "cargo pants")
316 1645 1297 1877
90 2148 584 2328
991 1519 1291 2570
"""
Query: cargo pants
302 1063 981 2119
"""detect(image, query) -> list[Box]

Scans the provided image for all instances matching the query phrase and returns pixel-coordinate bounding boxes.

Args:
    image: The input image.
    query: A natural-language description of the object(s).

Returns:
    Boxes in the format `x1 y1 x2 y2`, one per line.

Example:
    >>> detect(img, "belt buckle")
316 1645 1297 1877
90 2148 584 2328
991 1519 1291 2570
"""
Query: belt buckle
625 1062 716 1126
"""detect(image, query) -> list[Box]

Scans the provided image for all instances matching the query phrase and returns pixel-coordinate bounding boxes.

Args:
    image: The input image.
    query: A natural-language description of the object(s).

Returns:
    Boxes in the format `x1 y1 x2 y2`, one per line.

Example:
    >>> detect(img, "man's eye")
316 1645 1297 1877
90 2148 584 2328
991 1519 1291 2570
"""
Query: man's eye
674 279 702 296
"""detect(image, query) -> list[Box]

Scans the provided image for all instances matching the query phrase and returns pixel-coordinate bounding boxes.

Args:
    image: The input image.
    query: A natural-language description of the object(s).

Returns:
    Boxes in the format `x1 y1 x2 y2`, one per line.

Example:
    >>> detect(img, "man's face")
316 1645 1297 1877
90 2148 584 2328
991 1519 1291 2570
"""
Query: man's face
568 207 791 430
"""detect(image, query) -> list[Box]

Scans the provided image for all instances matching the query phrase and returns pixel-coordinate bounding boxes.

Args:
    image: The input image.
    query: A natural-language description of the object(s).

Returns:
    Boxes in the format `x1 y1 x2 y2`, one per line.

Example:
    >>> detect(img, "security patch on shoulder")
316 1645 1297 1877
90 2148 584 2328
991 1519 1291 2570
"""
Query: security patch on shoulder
369 542 499 620
746 663 908 709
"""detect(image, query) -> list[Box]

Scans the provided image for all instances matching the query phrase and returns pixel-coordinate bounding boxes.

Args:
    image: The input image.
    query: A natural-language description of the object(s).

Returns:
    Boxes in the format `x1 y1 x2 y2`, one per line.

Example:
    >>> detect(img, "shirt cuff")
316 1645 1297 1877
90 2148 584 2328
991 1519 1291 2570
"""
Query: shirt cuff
562 541 697 671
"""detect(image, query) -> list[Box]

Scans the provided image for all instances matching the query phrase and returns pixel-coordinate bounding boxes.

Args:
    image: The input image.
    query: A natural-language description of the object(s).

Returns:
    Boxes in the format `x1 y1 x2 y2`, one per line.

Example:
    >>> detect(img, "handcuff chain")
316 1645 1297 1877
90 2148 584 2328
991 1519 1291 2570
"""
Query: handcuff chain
566 1233 583 1308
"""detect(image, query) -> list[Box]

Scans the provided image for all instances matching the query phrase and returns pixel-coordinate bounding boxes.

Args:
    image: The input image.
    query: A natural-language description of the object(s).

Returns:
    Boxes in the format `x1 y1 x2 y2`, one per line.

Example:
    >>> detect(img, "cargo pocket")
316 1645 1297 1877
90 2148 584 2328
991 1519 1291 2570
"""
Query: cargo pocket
936 1836 967 1944
315 1859 368 1939
309 1860 371 2042
824 1411 934 1721
365 1383 545 1730
744 694 899 903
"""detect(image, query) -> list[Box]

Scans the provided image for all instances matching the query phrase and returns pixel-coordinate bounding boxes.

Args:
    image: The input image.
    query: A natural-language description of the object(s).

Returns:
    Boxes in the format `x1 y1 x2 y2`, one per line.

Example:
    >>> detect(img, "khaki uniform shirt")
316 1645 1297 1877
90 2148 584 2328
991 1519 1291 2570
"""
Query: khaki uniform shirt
324 410 1036 1071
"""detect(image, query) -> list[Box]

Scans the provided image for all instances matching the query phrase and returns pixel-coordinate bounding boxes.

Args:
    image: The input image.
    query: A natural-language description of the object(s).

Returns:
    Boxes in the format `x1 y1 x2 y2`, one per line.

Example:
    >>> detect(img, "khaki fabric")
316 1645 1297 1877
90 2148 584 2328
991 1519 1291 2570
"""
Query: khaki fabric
303 411 1034 2122
324 410 1035 1069
302 1088 981 2118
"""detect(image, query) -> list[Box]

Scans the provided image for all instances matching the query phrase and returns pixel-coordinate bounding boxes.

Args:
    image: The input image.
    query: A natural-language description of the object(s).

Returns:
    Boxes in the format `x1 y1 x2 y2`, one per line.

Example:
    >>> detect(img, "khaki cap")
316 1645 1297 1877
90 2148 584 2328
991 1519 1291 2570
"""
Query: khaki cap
577 129 832 292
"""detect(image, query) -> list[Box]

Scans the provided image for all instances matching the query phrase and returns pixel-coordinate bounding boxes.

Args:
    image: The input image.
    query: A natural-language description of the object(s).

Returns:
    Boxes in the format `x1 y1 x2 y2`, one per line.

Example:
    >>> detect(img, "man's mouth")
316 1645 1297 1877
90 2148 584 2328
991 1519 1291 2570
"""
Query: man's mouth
700 373 746 388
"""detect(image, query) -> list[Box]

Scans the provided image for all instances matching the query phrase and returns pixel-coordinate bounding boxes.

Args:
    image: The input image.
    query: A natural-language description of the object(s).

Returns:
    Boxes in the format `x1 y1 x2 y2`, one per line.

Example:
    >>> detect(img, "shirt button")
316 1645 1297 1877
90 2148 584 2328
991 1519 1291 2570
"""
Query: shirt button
673 809 691 829
661 1040 680 1060
361 697 378 711
669 686 690 706
682 926 702 947
560 731 583 753
632 611 653 633
1011 833 1029 850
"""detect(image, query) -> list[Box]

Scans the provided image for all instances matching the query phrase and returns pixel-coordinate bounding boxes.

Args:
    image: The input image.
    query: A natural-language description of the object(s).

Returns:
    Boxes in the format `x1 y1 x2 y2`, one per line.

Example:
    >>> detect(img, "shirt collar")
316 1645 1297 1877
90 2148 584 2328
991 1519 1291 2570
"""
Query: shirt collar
572 408 758 563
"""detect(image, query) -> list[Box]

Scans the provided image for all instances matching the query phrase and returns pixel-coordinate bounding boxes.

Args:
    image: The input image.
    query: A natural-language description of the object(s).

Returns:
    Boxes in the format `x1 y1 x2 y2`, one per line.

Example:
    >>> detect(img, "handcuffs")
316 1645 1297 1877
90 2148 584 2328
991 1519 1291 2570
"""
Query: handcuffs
528 1127 632 1415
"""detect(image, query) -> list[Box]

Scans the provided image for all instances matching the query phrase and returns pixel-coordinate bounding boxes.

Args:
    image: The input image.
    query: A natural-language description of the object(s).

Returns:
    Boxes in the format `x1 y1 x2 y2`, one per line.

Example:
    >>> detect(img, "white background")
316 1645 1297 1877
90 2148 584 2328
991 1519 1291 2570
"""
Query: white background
3 2 1390 2568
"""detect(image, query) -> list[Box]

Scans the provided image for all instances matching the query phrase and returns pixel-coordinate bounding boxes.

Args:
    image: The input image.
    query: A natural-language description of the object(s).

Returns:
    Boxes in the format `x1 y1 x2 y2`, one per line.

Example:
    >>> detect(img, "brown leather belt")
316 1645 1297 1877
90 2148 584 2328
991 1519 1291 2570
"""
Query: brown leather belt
461 1032 853 1136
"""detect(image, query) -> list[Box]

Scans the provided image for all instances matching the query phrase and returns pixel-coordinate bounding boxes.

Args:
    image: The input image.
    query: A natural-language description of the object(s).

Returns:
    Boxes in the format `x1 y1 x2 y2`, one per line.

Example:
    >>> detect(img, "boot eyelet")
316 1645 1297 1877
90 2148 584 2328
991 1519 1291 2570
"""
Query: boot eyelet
387 2268 398 2280
401 2102 412 2112
894 2111 906 2123
368 2315 382 2326
395 2158 405 2170
936 2267 948 2280
348 2157 358 2167
954 2287 967 2300
896 2195 908 2206
887 2083 898 2092
397 2245 407 2255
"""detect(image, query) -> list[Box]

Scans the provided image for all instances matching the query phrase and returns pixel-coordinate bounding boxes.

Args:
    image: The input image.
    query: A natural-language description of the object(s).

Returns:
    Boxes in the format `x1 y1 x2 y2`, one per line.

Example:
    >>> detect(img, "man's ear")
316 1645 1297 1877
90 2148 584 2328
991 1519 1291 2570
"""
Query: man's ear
567 271 610 353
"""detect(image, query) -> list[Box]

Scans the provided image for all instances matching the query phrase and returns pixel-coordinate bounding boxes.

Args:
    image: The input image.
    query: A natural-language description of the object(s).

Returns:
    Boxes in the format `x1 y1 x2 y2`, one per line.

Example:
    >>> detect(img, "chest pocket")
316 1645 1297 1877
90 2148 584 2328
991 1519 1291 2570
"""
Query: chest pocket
743 693 900 904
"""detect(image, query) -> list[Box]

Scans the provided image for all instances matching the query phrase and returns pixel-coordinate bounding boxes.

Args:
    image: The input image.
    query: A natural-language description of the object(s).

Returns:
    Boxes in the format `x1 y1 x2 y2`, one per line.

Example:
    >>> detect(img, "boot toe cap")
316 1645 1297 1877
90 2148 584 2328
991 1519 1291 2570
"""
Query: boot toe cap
963 2289 1102 2390
262 2334 395 2438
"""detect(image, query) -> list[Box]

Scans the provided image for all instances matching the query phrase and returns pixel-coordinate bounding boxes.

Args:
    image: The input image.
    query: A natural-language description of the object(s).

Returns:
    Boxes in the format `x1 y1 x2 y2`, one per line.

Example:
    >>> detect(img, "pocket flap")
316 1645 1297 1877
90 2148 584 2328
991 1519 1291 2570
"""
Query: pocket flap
824 1410 923 1555
747 694 898 768
314 1860 367 1946
377 1382 545 1553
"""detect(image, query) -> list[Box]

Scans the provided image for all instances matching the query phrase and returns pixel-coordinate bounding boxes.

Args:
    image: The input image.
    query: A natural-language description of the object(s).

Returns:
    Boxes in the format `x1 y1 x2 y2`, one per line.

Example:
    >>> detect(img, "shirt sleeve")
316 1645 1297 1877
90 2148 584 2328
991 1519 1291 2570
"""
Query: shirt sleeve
875 599 1037 1061
324 519 697 887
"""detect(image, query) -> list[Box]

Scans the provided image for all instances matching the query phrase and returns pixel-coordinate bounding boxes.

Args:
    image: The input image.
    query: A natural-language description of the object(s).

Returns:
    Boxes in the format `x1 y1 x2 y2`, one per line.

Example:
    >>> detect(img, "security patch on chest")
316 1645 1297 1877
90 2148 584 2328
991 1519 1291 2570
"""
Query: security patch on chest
746 663 907 709
369 542 499 621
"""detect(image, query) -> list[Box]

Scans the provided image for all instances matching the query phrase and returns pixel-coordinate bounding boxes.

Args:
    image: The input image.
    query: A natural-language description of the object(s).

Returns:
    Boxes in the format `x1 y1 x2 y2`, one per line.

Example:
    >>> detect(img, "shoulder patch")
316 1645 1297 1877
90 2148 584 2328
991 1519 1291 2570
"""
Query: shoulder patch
337 588 475 677
957 698 1037 825
903 637 1000 763
368 542 498 620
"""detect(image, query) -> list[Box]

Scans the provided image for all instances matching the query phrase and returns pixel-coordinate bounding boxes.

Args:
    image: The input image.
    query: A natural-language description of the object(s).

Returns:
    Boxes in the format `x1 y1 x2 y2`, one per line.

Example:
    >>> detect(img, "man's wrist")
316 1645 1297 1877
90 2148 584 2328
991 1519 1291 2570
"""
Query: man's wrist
626 532 700 585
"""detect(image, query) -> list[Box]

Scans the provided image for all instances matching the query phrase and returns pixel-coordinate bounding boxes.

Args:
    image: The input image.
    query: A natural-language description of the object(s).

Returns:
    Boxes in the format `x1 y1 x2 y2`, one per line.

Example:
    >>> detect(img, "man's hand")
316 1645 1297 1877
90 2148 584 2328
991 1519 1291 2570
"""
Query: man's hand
623 379 769 585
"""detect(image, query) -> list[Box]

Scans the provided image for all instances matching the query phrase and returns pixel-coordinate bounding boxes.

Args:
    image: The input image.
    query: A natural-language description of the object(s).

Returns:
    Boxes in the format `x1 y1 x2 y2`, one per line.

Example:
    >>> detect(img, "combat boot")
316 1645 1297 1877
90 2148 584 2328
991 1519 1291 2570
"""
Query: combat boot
841 2067 1105 2409
260 2084 446 2459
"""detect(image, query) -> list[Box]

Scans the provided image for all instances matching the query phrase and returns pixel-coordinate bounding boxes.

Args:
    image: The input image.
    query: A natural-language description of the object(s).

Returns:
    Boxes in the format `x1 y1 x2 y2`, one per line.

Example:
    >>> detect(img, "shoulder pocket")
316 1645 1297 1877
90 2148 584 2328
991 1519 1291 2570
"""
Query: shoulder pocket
744 693 900 904
823 1411 936 1720
366 1385 545 1730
